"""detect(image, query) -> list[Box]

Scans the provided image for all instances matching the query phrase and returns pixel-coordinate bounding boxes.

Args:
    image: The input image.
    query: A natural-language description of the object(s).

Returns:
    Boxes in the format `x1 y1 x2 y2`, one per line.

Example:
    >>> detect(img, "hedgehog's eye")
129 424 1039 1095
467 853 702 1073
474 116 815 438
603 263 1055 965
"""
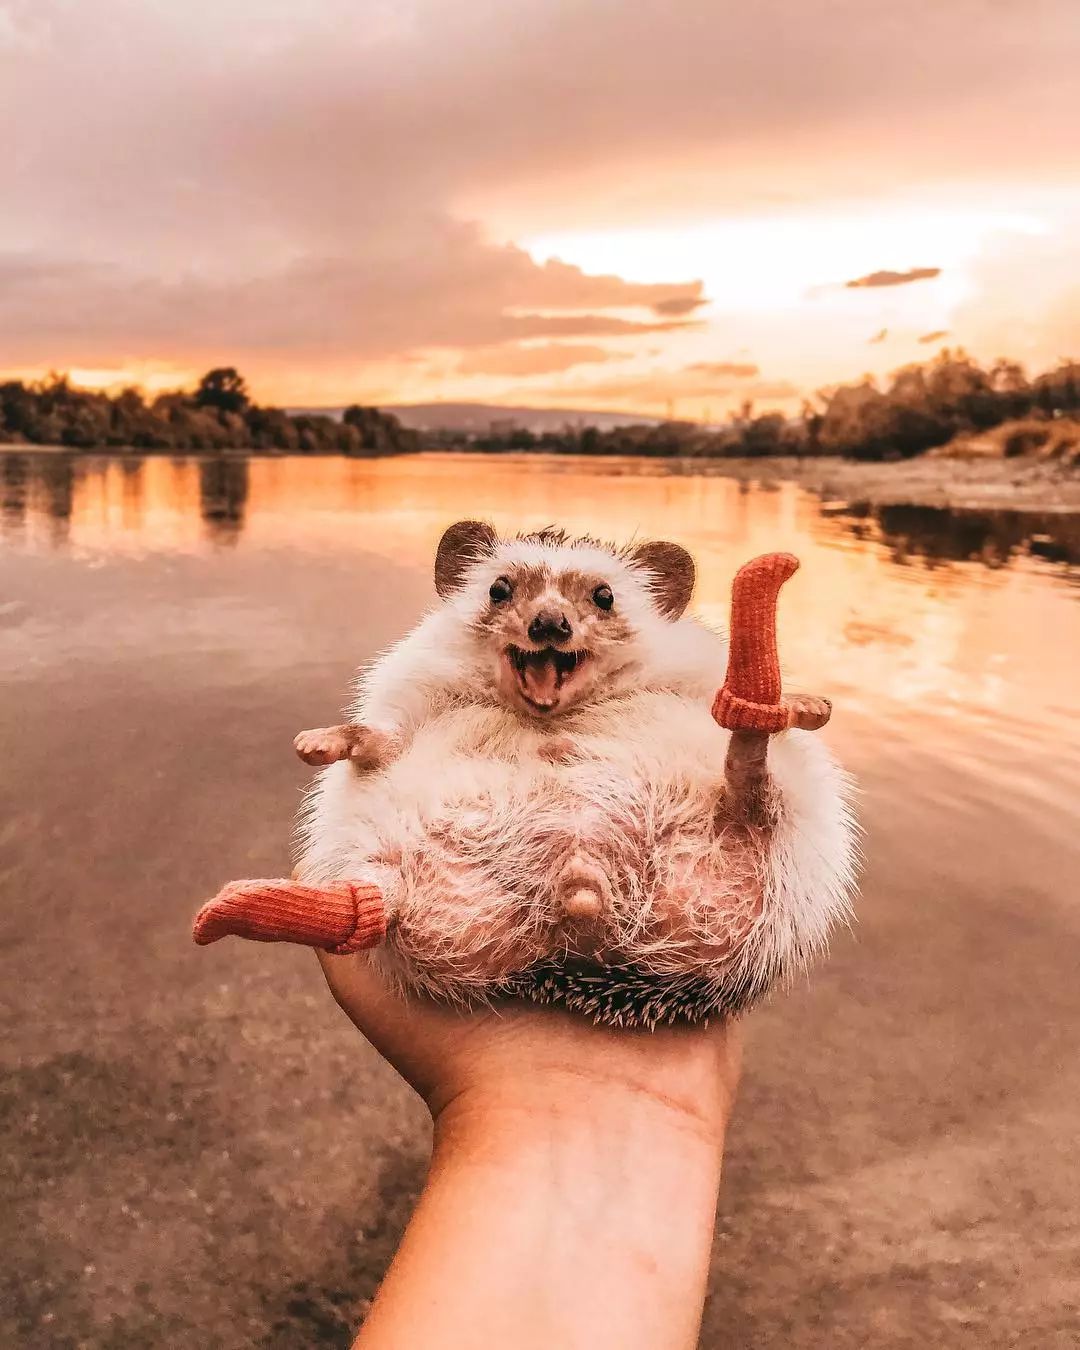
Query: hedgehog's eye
489 576 513 603
593 583 614 611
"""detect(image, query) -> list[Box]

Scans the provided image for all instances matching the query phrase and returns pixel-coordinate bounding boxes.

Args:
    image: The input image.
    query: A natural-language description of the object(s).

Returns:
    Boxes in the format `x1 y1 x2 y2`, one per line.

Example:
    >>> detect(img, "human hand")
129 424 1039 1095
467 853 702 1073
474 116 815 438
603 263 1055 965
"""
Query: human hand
315 949 741 1145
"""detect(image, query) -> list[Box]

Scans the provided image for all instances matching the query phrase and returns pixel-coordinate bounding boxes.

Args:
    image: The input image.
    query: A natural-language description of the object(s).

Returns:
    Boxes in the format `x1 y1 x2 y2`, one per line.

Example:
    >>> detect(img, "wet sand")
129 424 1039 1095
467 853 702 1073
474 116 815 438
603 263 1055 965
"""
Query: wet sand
633 453 1080 513
2 450 1079 1347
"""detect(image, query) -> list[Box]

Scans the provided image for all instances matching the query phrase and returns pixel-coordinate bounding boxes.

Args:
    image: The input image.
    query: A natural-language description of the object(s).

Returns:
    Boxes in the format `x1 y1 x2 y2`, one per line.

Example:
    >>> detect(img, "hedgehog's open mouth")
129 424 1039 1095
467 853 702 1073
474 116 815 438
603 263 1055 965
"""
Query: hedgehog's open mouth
505 645 590 713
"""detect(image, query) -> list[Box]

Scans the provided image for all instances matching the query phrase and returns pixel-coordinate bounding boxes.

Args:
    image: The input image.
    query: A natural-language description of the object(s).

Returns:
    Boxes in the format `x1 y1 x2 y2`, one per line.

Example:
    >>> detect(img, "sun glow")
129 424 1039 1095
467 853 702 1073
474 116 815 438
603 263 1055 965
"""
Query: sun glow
524 203 1045 317
32 364 201 397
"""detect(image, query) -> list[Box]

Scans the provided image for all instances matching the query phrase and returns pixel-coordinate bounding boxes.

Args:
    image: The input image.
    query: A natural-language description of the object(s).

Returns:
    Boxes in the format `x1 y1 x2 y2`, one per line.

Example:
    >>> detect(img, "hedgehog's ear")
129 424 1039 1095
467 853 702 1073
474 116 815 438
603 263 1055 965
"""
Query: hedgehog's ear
629 540 695 619
435 520 499 597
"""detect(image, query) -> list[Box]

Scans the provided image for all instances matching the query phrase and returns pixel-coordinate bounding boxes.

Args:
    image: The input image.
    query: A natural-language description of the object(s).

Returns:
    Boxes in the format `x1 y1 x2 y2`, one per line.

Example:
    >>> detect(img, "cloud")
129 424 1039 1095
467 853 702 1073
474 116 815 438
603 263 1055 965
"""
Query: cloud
514 366 800 413
0 240 701 371
652 296 709 317
948 219 1080 369
503 257 705 313
1 0 1076 400
868 328 889 344
685 361 761 378
8 3 1073 260
456 344 621 377
918 329 950 344
0 1 719 385
845 267 941 289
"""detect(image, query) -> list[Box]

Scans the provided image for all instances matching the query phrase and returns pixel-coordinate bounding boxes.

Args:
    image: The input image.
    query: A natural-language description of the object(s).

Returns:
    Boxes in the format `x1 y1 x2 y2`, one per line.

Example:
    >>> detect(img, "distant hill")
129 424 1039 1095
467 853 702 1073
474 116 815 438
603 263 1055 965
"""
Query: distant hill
288 402 659 434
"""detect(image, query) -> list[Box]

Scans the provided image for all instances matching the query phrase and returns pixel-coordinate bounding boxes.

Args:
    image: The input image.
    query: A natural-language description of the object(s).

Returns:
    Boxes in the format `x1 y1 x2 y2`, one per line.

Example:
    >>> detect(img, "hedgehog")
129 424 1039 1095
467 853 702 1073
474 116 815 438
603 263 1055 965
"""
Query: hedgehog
193 521 858 1027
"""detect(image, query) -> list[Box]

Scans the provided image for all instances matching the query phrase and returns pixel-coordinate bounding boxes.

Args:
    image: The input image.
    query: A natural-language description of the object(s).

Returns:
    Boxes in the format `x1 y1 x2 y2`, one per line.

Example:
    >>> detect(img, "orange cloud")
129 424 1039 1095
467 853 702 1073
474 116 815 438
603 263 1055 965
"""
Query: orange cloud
456 344 621 376
918 329 950 344
653 296 710 317
845 267 941 289
685 361 761 378
0 242 701 370
515 367 799 414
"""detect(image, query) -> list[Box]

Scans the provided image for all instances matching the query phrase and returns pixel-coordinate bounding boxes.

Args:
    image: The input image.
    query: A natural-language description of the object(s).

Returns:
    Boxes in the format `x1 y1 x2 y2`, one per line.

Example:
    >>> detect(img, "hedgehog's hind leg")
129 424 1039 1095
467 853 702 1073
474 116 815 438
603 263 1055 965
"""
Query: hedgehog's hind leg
192 876 387 953
722 696 832 826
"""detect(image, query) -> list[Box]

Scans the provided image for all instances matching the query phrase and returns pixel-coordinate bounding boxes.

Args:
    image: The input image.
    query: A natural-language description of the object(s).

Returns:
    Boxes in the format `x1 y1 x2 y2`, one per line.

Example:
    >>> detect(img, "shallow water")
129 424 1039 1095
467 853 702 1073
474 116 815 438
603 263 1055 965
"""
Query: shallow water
2 449 1079 1347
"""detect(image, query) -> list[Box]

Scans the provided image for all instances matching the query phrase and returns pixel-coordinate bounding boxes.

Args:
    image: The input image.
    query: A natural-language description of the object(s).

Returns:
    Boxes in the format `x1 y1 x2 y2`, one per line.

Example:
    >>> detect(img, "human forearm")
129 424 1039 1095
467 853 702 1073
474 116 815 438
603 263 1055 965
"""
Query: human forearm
355 1076 729 1350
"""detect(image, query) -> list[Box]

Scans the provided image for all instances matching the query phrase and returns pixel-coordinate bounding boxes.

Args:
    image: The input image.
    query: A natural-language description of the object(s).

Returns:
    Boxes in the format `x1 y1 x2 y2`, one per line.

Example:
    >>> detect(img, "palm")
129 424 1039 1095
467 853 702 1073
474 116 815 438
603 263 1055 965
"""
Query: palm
315 951 741 1130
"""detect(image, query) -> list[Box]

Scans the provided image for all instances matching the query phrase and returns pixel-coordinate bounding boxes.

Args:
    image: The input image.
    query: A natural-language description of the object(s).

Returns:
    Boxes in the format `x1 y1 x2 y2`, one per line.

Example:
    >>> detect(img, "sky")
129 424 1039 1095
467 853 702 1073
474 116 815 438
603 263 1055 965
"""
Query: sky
2 0 1079 419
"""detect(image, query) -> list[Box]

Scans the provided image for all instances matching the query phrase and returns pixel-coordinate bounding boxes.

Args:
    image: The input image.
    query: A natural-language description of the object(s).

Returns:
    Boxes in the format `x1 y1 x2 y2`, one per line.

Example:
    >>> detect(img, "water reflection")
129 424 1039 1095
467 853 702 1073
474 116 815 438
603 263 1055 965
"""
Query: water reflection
198 455 250 546
1 452 28 533
2 450 1079 579
840 501 1080 568
2 450 78 547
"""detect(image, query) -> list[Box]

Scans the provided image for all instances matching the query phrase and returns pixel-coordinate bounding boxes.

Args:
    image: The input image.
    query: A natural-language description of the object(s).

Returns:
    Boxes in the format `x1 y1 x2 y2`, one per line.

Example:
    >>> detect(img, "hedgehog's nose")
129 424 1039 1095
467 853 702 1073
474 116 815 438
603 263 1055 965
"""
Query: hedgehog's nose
528 609 572 646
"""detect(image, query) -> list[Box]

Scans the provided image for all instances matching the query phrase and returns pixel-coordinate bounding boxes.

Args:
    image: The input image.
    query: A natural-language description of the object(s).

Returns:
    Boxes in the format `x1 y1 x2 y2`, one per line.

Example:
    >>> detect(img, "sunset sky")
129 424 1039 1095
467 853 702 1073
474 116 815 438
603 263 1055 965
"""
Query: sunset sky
2 0 1078 419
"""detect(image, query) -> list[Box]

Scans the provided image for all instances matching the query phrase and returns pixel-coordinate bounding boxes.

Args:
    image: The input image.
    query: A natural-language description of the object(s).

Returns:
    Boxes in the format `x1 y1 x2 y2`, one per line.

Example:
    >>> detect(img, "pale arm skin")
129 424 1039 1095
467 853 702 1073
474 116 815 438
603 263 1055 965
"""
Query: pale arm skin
316 951 742 1350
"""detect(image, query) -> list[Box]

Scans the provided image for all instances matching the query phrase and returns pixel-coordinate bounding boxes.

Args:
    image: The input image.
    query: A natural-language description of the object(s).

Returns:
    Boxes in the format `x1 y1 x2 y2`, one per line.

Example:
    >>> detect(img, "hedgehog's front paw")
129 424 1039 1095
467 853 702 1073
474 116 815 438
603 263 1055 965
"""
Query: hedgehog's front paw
783 695 832 732
294 726 354 766
294 723 400 770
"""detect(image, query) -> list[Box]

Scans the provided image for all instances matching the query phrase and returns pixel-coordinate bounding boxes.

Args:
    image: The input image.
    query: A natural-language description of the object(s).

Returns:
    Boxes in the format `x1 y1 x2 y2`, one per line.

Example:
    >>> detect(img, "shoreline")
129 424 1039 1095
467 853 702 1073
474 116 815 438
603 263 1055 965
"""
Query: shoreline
3 443 1079 514
666 454 1080 514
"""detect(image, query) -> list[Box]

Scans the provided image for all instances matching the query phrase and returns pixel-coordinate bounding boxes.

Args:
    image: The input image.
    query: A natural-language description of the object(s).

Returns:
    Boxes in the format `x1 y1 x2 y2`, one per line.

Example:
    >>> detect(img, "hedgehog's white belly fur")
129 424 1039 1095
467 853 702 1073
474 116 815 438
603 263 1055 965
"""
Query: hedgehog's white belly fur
297 689 856 1006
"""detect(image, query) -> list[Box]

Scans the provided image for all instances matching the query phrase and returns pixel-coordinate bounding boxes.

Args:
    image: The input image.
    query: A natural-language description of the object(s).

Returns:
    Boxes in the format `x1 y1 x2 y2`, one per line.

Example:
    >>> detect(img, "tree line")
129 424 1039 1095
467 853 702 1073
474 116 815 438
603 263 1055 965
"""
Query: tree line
2 352 1079 460
0 367 418 454
449 352 1080 460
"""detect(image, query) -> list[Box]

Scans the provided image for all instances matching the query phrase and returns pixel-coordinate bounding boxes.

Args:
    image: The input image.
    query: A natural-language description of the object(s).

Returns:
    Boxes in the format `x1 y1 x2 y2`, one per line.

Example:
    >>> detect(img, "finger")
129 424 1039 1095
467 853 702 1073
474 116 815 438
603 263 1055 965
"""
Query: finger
312 948 473 1095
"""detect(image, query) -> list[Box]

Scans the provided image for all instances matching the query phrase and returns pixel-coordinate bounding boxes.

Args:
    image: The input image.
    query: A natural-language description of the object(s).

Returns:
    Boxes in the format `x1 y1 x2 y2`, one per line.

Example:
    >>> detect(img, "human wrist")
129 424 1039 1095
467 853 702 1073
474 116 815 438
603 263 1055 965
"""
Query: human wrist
419 1070 727 1350
427 1018 739 1150
429 1063 733 1176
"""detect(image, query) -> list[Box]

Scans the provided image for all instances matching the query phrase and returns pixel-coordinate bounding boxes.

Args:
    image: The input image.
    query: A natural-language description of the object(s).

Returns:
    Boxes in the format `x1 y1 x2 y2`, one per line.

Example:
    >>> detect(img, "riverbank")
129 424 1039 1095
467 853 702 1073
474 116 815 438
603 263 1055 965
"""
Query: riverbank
671 454 1080 514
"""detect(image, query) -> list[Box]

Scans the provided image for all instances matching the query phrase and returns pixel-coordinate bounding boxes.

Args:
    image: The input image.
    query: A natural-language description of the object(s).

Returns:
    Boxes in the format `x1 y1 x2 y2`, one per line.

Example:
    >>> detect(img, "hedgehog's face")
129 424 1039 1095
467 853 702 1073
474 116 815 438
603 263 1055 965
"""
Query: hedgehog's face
435 522 696 719
479 558 633 715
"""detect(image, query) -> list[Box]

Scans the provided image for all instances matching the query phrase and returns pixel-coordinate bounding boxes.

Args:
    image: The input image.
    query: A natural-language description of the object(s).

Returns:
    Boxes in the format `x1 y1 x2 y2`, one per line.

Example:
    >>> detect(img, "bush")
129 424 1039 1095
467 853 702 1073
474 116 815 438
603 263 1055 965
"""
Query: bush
0 372 417 455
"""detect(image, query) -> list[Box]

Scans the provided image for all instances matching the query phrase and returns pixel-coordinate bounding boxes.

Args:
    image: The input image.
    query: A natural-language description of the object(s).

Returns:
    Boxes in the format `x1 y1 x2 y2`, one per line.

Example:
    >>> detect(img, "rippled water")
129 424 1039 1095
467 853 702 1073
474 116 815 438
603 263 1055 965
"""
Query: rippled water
2 448 1079 1346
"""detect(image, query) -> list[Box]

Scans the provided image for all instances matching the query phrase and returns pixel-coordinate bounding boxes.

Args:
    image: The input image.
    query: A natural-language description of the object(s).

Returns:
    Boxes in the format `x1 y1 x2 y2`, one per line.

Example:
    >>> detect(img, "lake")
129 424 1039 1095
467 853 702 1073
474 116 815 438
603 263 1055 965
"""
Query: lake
2 449 1079 1348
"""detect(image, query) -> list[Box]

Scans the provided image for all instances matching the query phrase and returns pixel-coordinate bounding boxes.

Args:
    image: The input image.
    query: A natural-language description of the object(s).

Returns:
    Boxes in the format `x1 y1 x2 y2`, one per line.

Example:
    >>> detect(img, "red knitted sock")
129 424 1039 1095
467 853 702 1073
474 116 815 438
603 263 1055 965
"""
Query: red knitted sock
192 878 385 954
711 552 799 734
